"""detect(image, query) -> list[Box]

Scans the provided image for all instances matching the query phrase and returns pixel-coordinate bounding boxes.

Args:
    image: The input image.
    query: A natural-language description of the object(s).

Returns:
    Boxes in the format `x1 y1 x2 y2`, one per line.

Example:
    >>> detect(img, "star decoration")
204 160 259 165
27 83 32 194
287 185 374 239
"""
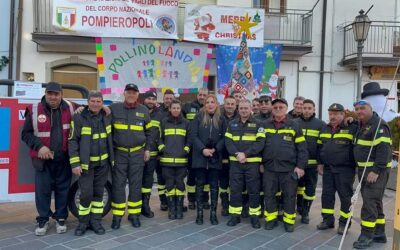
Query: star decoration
234 13 257 37
266 49 273 57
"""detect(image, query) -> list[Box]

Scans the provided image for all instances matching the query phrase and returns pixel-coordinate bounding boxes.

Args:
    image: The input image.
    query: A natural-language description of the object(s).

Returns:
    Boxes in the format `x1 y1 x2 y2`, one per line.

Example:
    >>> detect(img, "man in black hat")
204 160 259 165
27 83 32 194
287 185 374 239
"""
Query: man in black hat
262 98 308 232
22 82 78 236
109 83 153 229
141 90 168 215
361 81 397 122
316 103 357 235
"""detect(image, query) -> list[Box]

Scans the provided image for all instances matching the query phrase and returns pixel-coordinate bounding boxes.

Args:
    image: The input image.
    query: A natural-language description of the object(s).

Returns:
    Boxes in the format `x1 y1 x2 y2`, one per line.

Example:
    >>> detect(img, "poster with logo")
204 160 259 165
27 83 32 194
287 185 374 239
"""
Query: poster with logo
52 0 179 39
184 4 265 47
96 38 213 100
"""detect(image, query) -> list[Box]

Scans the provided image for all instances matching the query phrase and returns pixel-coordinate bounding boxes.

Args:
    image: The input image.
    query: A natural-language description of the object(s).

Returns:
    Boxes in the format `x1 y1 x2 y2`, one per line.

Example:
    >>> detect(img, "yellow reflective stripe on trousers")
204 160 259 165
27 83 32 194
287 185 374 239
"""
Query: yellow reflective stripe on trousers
128 201 142 207
70 156 80 164
160 157 188 164
321 208 335 214
186 185 195 193
112 210 125 216
303 193 316 201
361 220 376 228
79 204 91 215
112 202 126 209
264 211 278 221
91 201 103 207
376 218 385 224
229 156 261 163
229 205 242 215
91 207 103 214
283 212 296 224
128 208 141 214
116 144 144 152
340 210 352 219
90 153 109 162
308 159 317 165
203 184 210 192
249 206 261 216
141 187 152 193
295 136 306 143
92 133 107 139
176 189 185 196
81 126 92 135
167 188 176 196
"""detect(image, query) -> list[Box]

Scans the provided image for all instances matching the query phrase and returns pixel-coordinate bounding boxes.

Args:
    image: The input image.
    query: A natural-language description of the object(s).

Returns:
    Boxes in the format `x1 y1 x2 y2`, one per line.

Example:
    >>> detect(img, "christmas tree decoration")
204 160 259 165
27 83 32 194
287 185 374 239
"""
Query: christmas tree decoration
234 13 257 37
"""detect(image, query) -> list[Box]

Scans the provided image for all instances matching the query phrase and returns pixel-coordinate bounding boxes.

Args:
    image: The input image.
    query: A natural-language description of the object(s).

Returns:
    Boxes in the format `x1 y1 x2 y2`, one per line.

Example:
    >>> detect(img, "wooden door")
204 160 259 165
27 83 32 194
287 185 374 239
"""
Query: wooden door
52 64 98 98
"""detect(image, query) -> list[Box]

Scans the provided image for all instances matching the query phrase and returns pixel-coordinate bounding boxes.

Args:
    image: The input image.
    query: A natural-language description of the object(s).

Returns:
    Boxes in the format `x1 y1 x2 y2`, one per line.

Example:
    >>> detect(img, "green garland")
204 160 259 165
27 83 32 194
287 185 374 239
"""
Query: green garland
0 56 9 71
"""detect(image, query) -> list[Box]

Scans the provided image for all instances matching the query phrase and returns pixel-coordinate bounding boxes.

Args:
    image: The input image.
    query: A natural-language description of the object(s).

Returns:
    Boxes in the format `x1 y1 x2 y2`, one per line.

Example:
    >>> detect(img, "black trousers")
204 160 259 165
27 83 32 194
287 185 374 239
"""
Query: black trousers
299 167 318 202
321 166 354 225
359 168 389 234
112 150 144 217
195 168 219 192
78 164 109 224
186 167 196 199
155 158 166 196
229 162 260 216
219 162 230 194
264 170 297 225
142 158 157 194
35 158 72 223
162 166 187 196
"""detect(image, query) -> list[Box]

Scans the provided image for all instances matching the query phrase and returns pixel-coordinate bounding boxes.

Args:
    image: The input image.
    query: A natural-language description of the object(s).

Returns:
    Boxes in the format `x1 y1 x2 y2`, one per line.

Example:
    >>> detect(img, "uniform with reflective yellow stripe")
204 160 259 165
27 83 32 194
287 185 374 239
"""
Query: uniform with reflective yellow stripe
68 107 114 171
261 117 308 227
225 117 265 217
353 112 392 236
67 107 113 225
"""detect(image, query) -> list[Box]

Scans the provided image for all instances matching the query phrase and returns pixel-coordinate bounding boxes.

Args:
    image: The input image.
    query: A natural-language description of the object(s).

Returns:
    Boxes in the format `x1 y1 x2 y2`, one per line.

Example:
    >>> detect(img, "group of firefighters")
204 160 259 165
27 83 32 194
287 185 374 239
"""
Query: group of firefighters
21 81 392 249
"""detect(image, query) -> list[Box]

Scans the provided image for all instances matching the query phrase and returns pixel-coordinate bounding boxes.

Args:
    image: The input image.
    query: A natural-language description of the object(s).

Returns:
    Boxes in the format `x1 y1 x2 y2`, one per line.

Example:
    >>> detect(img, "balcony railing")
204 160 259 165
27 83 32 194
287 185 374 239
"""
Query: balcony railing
342 21 400 60
33 0 312 46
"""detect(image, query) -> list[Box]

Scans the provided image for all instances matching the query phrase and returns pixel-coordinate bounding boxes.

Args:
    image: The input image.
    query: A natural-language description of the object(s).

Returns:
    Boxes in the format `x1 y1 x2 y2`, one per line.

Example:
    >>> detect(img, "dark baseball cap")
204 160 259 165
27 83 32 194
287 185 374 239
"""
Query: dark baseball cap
328 103 344 111
125 83 139 92
144 90 157 99
271 98 288 106
45 82 62 93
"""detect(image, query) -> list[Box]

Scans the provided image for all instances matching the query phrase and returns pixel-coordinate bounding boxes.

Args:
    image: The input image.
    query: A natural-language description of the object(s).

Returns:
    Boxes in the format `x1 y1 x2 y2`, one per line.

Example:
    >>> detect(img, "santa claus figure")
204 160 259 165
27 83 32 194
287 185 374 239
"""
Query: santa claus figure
194 13 215 41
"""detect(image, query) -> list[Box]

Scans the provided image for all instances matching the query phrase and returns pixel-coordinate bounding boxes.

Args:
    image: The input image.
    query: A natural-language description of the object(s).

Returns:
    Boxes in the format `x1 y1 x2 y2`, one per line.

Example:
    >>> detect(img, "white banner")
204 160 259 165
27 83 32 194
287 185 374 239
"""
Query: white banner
184 5 265 47
52 0 179 39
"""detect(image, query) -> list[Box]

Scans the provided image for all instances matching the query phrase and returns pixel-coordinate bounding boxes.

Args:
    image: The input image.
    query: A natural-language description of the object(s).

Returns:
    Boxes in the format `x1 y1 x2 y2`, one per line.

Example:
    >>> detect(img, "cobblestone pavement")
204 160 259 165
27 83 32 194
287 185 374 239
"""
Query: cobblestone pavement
0 186 395 250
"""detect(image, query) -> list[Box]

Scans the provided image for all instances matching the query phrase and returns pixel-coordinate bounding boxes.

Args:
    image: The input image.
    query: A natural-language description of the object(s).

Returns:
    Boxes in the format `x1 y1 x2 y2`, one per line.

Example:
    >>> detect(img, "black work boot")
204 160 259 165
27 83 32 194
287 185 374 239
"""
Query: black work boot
210 189 219 225
141 193 154 218
264 219 278 230
353 232 374 249
195 186 203 225
301 200 312 224
176 195 184 219
75 223 88 236
227 215 241 226
167 195 176 220
90 213 105 235
220 192 229 217
128 214 141 228
188 192 196 210
373 224 387 243
203 191 210 210
250 215 261 229
284 222 294 232
317 217 335 230
337 223 346 235
159 194 168 211
111 216 122 230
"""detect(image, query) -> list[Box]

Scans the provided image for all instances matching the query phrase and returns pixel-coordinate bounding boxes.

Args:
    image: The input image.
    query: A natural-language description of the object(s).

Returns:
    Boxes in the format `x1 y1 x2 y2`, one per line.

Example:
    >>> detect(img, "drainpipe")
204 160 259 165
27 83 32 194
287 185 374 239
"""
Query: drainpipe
318 0 327 118
8 0 16 96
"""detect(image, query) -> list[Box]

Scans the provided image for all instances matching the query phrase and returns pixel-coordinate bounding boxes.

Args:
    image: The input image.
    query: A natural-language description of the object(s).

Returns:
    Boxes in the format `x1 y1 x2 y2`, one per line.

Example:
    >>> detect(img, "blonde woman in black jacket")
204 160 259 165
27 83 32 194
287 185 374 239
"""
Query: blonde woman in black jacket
191 94 227 225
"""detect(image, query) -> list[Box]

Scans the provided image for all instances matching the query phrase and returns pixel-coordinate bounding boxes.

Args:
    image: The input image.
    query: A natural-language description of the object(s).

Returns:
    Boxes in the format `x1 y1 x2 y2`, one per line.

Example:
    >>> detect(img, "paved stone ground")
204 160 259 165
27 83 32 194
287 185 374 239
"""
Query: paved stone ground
0 185 395 250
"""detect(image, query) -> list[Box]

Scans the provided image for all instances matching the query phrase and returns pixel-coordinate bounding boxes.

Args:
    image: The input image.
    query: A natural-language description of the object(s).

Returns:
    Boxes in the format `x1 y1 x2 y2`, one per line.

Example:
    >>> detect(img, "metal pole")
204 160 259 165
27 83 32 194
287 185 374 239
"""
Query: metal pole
356 41 364 100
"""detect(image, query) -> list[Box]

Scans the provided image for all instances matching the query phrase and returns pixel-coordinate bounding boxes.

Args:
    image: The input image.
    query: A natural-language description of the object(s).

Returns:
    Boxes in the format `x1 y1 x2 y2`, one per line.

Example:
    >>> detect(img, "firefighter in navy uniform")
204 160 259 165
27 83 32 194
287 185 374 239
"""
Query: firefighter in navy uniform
182 88 208 209
68 91 114 236
155 89 175 210
262 98 308 232
141 90 164 217
110 83 153 229
294 99 326 224
219 96 238 216
22 82 77 236
316 103 357 235
158 99 191 220
225 99 265 229
353 100 392 249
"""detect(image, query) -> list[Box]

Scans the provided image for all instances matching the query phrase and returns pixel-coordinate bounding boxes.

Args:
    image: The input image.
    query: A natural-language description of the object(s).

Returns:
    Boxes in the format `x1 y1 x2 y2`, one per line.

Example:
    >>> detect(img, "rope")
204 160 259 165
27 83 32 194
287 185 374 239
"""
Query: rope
338 57 400 249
